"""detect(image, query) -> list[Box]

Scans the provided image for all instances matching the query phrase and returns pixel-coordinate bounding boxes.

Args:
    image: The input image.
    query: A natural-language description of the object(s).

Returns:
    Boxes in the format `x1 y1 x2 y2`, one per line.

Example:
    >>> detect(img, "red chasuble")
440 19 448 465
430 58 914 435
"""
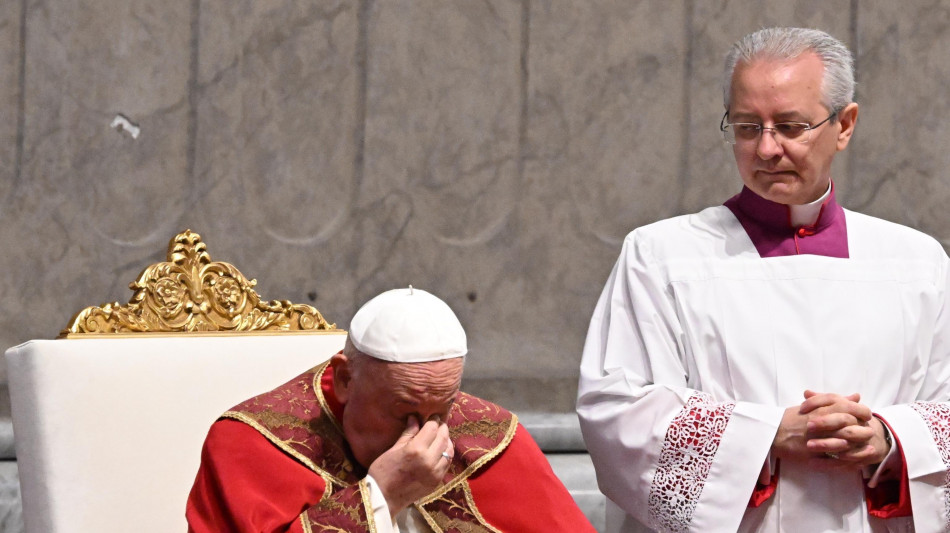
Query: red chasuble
186 361 596 532
724 185 911 518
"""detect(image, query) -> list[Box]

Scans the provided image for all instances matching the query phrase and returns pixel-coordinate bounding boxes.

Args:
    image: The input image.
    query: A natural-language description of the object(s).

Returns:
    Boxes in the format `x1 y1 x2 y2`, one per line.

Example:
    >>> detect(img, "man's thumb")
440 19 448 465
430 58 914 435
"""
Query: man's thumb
396 414 421 444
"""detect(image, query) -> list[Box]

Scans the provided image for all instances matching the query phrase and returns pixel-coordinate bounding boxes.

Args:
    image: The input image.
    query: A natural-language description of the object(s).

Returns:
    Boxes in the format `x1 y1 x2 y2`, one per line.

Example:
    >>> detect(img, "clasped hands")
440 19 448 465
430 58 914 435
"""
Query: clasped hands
367 415 454 518
772 390 891 471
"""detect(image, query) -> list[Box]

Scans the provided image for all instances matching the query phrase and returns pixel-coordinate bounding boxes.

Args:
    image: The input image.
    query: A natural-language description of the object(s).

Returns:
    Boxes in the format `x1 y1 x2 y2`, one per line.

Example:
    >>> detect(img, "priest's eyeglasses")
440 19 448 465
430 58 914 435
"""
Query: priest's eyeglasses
719 110 837 145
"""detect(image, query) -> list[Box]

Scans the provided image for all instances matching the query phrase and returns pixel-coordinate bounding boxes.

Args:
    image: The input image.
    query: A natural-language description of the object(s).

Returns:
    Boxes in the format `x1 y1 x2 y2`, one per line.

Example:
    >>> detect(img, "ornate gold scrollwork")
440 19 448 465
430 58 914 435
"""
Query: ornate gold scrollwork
60 230 338 337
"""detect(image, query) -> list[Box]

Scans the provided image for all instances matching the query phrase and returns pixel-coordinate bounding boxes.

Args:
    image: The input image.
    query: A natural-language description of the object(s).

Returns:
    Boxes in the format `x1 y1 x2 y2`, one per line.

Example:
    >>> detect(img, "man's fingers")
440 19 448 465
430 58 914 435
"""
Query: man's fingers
800 395 871 422
427 423 452 458
807 429 876 458
806 436 850 453
419 423 453 475
818 444 877 466
408 418 443 447
435 430 454 473
842 402 872 422
808 416 877 443
804 391 861 403
443 440 454 462
840 444 877 462
438 422 451 452
799 392 839 413
830 424 874 443
806 412 858 433
395 415 422 445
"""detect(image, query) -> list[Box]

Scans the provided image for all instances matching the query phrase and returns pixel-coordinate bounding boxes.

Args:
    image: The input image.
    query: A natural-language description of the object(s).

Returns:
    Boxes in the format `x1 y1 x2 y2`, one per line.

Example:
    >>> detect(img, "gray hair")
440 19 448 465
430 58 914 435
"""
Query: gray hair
723 27 855 114
342 337 372 377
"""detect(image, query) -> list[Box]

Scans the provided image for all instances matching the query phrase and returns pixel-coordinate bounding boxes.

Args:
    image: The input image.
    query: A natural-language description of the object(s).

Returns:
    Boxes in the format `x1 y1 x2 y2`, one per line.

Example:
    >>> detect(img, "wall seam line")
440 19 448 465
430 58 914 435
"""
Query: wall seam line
14 0 28 195
185 0 201 200
677 0 695 214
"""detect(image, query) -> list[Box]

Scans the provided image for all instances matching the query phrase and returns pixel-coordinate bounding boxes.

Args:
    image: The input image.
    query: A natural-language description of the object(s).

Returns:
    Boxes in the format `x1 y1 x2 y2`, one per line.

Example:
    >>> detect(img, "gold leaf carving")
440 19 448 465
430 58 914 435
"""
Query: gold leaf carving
60 229 338 336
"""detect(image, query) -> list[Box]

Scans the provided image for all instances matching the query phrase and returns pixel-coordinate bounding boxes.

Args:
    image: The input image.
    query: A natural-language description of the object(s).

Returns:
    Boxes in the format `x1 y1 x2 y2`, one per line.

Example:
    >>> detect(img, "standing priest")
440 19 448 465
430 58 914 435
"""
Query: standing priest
578 27 950 532
188 287 595 532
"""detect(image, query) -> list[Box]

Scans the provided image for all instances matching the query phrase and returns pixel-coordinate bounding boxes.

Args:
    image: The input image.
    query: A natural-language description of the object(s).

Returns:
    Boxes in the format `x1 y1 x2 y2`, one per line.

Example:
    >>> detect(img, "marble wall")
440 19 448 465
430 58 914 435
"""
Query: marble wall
4 1 950 530
3 0 950 408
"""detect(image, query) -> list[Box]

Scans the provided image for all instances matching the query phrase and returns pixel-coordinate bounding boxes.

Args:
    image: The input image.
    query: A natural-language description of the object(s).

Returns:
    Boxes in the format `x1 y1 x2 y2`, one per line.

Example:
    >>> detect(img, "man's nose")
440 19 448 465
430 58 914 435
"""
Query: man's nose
755 129 784 160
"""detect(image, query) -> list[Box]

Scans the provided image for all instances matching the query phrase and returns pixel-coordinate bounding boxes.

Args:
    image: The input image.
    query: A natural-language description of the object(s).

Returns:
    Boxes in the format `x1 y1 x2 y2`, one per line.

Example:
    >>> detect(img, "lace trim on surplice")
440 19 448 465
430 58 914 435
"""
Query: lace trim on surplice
649 392 736 533
911 401 950 524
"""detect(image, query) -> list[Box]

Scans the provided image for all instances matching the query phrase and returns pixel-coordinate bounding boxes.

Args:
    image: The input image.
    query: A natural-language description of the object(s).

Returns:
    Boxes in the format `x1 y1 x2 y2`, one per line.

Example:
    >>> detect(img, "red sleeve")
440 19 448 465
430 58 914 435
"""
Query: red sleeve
186 419 328 533
864 418 912 519
748 461 779 508
467 424 597 532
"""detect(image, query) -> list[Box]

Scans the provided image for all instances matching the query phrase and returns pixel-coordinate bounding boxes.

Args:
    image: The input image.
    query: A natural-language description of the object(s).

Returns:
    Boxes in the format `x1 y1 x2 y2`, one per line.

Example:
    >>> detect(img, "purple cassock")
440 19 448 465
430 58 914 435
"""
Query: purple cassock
724 183 849 258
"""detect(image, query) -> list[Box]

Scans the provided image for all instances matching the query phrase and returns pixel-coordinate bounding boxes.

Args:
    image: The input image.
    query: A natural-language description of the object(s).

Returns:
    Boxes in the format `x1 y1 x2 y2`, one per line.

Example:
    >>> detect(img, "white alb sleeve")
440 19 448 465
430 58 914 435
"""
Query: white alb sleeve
364 474 399 533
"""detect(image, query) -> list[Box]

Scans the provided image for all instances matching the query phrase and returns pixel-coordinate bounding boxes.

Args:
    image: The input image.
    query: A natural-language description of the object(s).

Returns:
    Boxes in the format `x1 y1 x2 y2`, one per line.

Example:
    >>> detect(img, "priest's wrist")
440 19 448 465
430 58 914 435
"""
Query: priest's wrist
366 465 412 516
770 406 806 459
376 484 410 518
869 416 891 464
880 419 891 452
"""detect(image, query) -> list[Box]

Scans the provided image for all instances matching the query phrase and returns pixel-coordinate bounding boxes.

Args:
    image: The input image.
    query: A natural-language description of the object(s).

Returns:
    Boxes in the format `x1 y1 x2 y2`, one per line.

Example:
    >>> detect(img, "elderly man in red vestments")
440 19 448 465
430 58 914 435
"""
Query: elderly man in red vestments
187 287 595 532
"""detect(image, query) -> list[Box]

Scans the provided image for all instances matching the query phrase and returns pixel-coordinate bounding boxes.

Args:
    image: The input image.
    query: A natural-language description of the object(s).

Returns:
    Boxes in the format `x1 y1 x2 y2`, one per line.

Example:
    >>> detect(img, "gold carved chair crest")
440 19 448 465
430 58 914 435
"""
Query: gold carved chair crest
61 229 339 337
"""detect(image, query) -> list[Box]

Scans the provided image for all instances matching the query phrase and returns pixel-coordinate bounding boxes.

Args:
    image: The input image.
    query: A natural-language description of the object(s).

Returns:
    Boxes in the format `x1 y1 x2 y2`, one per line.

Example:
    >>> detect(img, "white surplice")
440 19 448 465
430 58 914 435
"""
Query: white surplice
577 205 950 533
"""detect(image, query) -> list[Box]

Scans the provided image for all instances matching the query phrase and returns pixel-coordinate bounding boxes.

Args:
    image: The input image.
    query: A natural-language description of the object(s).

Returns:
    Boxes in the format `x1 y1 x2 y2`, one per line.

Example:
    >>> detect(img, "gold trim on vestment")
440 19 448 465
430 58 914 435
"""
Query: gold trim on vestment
416 504 443 533
358 478 378 533
461 481 502 533
220 411 342 495
300 513 313 533
416 413 519 506
313 360 345 435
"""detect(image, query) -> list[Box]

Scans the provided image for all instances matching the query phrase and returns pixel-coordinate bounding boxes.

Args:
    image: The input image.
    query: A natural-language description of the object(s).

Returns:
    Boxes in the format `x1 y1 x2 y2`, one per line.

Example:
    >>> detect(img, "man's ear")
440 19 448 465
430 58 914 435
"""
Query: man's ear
836 102 859 151
329 352 351 403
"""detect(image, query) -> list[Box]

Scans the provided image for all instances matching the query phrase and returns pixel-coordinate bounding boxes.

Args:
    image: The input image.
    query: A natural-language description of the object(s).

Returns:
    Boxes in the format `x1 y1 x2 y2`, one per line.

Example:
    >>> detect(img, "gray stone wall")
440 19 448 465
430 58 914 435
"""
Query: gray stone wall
3 0 950 425
4 1 950 530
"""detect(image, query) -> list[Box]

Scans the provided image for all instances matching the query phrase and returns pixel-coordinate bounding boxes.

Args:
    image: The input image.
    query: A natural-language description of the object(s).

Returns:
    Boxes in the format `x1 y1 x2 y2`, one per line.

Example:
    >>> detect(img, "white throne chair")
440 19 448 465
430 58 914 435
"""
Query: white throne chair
5 230 347 533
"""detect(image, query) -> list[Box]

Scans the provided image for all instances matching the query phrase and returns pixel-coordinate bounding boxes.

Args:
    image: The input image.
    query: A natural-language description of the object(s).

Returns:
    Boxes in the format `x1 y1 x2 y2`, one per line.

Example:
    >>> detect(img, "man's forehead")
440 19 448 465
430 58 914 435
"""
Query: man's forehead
729 52 826 116
386 375 461 409
372 358 463 386
392 385 459 403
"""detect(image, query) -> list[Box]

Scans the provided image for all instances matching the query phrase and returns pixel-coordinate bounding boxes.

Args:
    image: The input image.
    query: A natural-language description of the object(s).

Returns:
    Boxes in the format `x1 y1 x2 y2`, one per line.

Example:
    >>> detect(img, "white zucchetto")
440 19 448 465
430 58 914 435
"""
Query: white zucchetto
349 287 467 363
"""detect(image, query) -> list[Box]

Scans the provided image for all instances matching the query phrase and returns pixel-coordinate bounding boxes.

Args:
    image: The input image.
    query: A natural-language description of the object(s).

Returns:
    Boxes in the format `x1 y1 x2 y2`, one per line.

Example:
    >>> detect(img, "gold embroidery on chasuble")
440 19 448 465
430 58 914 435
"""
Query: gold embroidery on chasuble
414 392 518 532
299 482 373 532
224 361 518 533
416 484 504 533
222 362 362 494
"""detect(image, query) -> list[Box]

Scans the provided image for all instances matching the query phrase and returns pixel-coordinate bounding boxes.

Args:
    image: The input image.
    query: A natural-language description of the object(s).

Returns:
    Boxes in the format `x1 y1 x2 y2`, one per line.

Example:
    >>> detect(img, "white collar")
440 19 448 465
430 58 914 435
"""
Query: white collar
789 182 832 228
